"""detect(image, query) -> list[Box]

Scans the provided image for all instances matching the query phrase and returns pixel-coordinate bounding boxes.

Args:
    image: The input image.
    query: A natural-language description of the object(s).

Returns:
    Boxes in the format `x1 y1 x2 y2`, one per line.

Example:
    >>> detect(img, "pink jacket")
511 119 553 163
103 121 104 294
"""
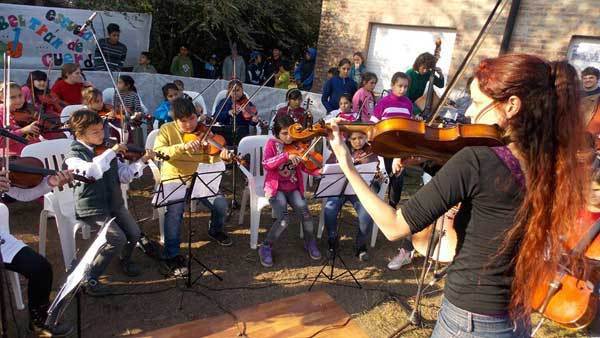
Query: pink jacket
262 137 319 198
352 88 375 122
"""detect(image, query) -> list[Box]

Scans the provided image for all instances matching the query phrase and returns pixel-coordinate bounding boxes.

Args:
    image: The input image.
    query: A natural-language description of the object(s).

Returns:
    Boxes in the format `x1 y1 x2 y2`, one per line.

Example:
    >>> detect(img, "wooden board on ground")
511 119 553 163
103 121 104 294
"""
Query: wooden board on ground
137 291 368 338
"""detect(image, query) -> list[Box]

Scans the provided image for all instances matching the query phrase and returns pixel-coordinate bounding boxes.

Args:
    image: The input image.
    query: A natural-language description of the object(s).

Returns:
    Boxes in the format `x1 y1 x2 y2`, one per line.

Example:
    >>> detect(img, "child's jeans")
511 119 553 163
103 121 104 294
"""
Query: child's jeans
324 195 373 250
80 205 141 280
263 190 314 245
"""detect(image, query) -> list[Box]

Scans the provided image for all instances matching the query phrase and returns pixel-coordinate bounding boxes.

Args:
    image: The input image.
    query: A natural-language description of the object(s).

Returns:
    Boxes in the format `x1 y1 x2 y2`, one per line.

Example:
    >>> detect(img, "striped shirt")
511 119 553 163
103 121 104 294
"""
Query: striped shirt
113 91 142 114
94 38 127 71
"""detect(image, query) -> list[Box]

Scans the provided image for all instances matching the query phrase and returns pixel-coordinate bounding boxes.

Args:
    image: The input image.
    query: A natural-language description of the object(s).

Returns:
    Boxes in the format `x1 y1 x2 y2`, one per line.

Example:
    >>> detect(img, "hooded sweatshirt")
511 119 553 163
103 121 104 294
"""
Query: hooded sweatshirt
294 48 317 91
321 75 357 113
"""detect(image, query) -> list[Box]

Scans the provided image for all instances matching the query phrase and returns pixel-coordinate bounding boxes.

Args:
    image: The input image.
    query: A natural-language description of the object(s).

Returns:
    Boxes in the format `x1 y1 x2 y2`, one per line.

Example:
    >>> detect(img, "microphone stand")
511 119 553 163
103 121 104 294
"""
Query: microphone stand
83 16 131 143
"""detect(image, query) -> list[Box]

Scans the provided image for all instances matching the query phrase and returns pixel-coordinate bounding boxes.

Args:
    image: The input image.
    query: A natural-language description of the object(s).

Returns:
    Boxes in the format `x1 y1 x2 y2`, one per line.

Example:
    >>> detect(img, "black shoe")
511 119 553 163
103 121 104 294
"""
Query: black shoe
356 246 369 262
208 231 233 246
165 255 189 277
120 259 142 277
30 305 74 337
84 278 111 296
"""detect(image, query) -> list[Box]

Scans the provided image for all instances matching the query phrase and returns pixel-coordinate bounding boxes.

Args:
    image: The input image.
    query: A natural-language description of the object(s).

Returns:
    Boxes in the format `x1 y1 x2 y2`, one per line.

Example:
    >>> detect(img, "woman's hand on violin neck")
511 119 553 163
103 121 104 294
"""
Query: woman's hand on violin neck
48 170 74 188
141 149 156 164
111 143 128 155
0 170 9 192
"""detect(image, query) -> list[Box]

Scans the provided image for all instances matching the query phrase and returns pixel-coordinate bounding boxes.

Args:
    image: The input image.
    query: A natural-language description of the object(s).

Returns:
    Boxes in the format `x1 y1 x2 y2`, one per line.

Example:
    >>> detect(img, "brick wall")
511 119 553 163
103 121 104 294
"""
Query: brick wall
314 0 600 92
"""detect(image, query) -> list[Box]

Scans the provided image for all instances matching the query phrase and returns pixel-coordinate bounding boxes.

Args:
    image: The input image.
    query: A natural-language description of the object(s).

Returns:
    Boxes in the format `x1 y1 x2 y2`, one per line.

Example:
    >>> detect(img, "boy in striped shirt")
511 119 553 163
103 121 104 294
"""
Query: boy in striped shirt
94 23 127 72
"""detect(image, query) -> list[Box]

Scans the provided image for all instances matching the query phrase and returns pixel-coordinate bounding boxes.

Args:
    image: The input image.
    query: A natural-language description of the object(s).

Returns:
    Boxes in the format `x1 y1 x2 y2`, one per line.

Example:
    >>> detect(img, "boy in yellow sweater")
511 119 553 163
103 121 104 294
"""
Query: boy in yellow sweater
154 97 233 276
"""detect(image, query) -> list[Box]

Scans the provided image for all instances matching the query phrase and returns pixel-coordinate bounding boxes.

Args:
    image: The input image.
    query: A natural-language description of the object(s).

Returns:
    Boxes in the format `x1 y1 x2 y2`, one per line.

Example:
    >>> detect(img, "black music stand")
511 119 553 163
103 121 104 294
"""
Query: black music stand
152 162 226 288
45 218 114 338
308 162 379 291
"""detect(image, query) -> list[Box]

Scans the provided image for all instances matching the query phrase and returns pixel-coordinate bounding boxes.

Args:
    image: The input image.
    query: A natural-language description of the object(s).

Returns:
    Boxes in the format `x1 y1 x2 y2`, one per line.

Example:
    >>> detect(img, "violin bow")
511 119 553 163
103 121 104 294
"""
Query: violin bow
202 82 240 144
191 77 219 103
35 55 55 130
426 0 510 126
2 53 11 182
235 73 276 114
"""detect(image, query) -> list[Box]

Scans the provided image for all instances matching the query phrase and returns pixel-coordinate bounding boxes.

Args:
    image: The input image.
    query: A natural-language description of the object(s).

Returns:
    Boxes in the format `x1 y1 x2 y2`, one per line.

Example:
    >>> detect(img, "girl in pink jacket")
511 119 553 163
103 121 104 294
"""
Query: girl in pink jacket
259 115 321 267
352 72 378 122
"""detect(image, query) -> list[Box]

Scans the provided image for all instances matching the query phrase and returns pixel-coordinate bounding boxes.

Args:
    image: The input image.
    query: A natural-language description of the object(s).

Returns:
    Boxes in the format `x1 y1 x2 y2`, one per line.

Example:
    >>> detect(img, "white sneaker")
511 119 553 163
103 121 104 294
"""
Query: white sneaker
387 248 413 270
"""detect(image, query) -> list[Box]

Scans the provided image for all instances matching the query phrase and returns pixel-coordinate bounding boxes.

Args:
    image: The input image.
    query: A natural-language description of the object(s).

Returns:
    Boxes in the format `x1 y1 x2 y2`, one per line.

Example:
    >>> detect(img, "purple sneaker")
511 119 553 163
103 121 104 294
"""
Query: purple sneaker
305 239 322 260
258 244 273 267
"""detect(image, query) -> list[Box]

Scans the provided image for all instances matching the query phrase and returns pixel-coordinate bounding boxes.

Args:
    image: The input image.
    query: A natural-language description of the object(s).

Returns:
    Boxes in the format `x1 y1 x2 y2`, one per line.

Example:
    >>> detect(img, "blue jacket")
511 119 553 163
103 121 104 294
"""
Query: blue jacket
294 48 317 91
321 75 357 112
349 64 366 87
153 100 173 125
212 97 259 127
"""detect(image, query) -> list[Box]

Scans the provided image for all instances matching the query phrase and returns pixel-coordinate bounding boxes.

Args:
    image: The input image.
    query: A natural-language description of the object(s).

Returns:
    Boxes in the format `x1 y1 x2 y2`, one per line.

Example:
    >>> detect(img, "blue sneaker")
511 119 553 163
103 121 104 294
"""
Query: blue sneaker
305 239 322 260
258 244 273 267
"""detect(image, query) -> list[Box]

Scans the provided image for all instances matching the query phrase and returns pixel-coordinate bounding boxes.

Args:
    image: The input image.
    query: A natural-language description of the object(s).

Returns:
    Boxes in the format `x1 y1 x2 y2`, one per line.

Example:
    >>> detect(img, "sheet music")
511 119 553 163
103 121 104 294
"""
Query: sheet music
191 161 225 199
46 218 112 326
152 177 190 206
315 162 378 197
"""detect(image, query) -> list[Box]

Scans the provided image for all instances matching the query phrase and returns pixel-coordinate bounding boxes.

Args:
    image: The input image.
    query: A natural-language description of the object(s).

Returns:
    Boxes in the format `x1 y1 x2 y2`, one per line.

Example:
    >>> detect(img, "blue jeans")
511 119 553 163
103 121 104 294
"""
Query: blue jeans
324 195 373 250
163 195 228 259
431 297 530 338
263 190 314 245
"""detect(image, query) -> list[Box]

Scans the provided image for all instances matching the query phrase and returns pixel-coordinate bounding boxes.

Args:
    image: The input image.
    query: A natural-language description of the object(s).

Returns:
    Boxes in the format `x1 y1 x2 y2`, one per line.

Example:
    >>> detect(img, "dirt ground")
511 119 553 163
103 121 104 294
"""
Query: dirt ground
5 168 588 338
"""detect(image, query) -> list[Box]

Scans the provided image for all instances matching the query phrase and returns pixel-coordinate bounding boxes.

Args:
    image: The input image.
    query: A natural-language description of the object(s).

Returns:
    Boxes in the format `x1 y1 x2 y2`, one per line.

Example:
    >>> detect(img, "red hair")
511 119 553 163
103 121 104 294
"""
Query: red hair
475 54 589 319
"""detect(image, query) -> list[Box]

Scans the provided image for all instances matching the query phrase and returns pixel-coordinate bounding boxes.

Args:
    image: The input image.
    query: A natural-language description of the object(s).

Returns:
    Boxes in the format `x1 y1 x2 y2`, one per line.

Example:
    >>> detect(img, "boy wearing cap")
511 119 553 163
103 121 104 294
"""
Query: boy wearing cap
94 23 128 72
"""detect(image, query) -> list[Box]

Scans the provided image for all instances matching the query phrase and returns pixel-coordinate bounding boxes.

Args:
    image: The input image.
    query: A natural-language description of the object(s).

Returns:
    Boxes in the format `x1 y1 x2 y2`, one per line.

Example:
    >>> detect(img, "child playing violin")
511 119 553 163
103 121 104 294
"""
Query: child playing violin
82 87 137 144
114 75 147 146
0 82 41 155
258 115 321 267
323 130 381 261
213 79 260 141
22 70 62 117
65 109 155 295
153 97 234 277
274 89 308 127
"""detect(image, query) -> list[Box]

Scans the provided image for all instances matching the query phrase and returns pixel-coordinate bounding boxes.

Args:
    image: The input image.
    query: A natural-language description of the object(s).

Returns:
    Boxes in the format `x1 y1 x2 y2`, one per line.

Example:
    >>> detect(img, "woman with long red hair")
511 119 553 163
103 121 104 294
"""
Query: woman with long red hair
328 53 590 337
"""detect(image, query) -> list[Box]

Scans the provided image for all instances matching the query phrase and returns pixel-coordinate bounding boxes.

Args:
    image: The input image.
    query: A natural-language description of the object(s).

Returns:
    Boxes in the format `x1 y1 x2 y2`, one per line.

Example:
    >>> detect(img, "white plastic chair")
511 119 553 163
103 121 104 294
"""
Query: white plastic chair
60 104 86 124
145 130 165 243
236 135 270 249
21 139 91 270
316 156 388 248
0 203 25 310
183 90 208 116
237 135 308 249
102 88 115 105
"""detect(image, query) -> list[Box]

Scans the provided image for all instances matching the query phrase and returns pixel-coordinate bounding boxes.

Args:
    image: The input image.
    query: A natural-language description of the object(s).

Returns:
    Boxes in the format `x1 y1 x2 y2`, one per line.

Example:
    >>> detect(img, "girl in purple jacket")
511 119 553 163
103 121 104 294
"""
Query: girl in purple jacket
258 115 321 267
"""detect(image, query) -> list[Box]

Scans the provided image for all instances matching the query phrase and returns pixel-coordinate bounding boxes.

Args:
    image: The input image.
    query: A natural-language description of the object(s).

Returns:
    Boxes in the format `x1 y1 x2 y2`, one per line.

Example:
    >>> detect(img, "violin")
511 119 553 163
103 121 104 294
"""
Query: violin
7 156 94 188
94 139 170 162
37 92 64 114
181 123 246 164
232 98 268 128
288 118 505 162
284 140 323 172
530 210 600 329
11 105 67 139
98 104 124 121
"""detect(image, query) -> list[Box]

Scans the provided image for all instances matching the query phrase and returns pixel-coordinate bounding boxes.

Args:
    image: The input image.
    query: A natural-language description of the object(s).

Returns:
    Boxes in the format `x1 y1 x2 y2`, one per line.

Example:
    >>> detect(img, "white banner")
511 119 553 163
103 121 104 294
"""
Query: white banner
0 4 151 70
